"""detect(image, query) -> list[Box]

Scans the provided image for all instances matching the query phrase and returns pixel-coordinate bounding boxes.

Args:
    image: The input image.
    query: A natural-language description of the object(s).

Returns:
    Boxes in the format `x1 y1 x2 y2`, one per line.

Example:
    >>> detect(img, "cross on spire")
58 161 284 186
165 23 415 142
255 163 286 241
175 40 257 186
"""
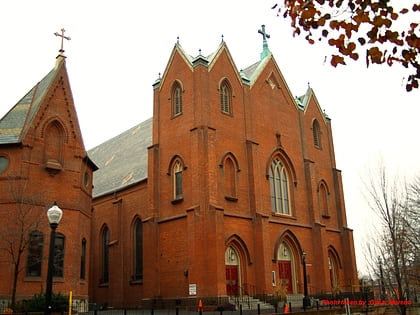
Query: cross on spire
258 25 270 41
258 25 271 60
54 28 71 56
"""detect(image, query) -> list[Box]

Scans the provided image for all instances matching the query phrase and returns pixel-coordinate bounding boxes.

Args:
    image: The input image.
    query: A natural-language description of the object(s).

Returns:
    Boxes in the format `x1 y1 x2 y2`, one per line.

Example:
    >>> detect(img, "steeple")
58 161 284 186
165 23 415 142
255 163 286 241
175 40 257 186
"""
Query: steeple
258 24 271 60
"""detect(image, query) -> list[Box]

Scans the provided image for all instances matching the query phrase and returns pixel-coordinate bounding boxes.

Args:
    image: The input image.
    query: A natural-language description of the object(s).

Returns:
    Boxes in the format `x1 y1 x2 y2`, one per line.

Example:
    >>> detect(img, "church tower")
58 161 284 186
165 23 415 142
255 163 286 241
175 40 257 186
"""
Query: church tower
0 33 96 310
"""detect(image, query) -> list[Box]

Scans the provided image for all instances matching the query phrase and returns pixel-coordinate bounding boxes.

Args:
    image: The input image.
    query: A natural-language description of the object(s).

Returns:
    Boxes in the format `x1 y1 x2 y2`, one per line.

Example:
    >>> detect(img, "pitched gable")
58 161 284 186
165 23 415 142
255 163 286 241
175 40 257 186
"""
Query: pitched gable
0 65 58 144
0 57 85 150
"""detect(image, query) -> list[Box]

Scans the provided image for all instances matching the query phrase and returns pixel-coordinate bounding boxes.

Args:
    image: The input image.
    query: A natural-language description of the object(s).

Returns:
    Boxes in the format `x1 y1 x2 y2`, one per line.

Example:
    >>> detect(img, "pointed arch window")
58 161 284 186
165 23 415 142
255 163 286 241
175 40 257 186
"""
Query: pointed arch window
45 120 65 170
312 119 321 148
220 79 232 115
100 226 110 284
26 231 44 277
173 160 183 200
328 252 339 292
223 156 238 200
319 182 329 217
172 81 183 116
269 158 290 215
132 218 143 281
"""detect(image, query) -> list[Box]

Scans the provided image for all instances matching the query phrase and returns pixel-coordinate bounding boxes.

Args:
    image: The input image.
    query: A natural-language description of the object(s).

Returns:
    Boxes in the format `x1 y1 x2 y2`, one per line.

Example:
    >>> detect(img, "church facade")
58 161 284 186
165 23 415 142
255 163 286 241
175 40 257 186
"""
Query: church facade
88 37 358 307
0 31 358 310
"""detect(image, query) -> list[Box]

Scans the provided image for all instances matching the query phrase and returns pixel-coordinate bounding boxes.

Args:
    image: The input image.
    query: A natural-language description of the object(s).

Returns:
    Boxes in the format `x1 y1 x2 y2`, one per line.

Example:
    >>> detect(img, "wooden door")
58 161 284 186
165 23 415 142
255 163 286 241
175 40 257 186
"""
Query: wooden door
278 260 293 293
226 265 239 296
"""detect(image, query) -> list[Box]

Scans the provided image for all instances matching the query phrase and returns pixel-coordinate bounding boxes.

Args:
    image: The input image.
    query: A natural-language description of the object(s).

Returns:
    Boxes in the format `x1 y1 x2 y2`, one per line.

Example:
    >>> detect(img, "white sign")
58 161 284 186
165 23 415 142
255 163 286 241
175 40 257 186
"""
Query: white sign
189 284 197 295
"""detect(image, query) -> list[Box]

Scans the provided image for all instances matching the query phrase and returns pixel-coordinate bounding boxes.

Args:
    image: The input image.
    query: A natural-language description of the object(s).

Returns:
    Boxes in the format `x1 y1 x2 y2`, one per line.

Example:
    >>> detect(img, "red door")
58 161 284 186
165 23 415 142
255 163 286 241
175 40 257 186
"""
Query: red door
226 265 239 296
278 260 293 293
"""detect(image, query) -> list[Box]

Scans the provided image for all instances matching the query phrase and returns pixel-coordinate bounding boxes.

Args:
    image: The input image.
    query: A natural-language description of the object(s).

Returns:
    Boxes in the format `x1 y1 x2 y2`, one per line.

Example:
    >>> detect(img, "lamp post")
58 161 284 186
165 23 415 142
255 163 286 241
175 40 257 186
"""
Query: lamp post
302 251 310 310
45 202 63 315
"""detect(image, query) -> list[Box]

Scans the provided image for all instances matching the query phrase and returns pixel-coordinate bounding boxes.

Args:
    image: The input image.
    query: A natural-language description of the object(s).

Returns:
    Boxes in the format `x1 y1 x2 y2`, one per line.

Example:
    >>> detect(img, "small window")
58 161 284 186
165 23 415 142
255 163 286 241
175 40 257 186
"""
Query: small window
0 156 9 173
80 238 86 280
173 161 183 200
172 81 183 116
220 79 232 114
26 231 44 277
312 120 321 148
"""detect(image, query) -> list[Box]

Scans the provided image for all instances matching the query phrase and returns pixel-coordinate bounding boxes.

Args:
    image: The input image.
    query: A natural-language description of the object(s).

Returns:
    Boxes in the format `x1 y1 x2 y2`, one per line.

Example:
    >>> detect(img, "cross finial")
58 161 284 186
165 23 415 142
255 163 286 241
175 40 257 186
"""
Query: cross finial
54 28 71 56
258 25 270 41
258 25 271 60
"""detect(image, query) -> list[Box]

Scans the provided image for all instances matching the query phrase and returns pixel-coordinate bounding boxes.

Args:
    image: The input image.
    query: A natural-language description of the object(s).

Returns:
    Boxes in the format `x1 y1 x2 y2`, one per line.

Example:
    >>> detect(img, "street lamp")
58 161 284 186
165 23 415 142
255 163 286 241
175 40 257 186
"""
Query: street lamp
45 202 63 315
302 251 311 310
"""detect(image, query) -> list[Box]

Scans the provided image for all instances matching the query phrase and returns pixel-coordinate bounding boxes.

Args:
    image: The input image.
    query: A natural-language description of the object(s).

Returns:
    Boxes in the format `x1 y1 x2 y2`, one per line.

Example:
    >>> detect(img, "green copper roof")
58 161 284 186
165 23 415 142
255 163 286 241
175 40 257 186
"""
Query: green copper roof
0 59 63 144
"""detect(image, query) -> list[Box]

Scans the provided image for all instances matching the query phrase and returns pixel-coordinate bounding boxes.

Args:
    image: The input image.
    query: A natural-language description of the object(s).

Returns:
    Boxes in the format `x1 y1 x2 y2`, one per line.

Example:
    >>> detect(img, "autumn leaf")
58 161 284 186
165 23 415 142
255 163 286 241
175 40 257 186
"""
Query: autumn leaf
368 47 383 64
331 55 345 67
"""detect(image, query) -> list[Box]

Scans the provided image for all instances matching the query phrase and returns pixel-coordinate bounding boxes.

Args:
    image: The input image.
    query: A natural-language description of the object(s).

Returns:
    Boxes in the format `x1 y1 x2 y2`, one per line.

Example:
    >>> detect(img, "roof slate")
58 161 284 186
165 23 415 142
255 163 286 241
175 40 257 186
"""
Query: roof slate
0 63 59 144
88 118 152 198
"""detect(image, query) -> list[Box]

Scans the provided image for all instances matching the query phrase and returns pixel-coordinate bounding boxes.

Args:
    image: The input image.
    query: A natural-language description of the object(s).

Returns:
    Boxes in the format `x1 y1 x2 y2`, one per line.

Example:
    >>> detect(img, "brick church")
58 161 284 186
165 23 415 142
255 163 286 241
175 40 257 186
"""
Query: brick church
0 28 358 310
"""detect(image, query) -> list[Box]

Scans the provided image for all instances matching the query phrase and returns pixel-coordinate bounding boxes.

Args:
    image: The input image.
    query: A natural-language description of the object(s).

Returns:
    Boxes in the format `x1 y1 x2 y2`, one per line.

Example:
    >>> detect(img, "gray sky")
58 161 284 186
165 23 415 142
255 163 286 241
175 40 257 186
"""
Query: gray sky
1 0 419 276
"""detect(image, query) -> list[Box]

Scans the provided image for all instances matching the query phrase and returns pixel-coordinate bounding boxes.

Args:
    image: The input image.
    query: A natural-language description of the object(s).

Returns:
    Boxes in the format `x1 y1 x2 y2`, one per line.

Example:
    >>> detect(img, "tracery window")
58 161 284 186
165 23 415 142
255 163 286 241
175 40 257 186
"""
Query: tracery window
173 160 183 200
269 158 290 214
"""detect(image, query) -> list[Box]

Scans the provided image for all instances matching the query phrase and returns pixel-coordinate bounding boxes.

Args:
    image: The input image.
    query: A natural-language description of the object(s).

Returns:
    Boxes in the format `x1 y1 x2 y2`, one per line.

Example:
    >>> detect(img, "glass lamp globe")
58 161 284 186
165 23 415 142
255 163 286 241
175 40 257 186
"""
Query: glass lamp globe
47 202 63 225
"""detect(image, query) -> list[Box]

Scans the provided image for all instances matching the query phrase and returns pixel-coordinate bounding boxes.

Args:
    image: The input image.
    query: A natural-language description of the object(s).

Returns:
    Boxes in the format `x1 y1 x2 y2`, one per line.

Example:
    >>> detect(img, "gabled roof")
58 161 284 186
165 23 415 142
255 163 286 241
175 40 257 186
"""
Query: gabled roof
0 58 64 144
88 118 152 198
295 87 331 121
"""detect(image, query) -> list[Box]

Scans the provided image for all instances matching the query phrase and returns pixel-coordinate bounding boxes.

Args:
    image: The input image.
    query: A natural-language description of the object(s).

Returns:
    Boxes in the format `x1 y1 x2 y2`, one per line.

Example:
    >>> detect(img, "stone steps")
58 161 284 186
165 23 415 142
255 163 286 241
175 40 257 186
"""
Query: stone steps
229 296 275 310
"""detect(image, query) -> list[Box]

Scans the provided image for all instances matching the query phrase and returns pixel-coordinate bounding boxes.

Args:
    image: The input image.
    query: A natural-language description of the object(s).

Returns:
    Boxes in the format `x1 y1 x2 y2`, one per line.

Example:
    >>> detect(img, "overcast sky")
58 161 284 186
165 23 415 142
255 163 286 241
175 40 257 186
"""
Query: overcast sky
0 0 419 276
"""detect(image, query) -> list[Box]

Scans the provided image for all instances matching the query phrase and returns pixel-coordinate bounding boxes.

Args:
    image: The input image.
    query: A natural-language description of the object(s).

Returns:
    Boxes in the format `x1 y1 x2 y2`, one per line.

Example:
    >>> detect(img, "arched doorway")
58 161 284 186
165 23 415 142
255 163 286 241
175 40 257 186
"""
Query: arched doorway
225 246 240 296
277 242 296 294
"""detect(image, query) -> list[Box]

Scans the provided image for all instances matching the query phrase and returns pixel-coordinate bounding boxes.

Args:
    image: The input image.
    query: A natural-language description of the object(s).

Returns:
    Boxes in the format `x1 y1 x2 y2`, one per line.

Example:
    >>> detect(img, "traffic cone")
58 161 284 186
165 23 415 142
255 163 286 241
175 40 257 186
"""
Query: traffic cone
198 299 203 312
284 303 289 313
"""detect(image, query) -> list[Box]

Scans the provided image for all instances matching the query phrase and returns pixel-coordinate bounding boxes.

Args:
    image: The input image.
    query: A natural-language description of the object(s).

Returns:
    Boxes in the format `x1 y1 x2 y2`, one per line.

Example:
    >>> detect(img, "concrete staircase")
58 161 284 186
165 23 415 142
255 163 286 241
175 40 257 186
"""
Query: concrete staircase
286 294 305 310
229 296 275 311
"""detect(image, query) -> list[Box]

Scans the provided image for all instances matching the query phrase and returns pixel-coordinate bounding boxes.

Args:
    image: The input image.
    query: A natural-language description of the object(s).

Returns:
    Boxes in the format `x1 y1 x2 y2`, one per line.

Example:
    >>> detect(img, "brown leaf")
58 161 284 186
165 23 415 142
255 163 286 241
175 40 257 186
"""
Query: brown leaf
331 55 345 67
368 47 383 64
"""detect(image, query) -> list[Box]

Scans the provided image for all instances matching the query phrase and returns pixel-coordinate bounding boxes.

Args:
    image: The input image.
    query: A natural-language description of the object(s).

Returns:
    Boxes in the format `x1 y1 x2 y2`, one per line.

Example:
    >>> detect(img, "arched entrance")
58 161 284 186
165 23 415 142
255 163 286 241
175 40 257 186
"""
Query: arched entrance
277 242 296 294
225 245 240 296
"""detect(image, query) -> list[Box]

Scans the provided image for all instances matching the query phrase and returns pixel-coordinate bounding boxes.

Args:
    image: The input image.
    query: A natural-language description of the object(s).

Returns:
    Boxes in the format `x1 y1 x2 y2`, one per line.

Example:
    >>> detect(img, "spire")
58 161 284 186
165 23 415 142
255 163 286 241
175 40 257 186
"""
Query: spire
258 25 271 60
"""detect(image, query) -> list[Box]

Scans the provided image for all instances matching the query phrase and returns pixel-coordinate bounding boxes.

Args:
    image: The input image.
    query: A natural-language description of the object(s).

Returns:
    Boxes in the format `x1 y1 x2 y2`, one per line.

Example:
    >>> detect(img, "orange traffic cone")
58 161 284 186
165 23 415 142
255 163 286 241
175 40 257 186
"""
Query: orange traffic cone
198 299 203 312
284 303 290 313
